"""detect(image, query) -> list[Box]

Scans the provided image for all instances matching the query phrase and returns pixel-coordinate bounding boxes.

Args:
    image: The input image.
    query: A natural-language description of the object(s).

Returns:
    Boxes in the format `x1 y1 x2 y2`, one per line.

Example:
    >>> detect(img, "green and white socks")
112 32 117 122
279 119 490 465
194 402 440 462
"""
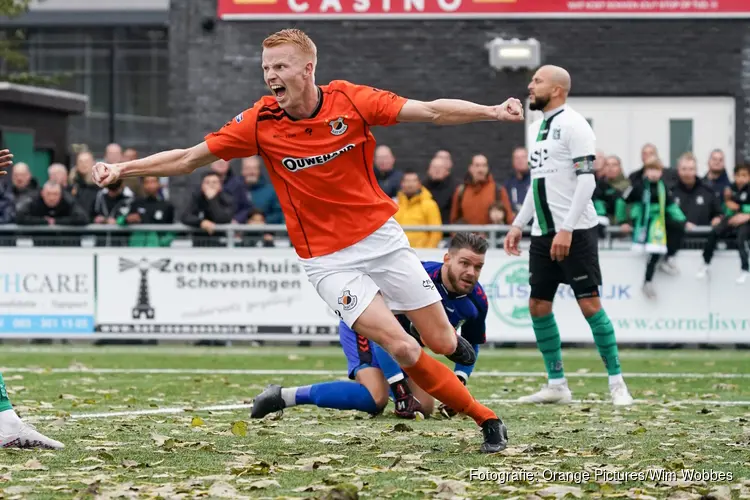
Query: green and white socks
586 309 623 386
532 310 624 386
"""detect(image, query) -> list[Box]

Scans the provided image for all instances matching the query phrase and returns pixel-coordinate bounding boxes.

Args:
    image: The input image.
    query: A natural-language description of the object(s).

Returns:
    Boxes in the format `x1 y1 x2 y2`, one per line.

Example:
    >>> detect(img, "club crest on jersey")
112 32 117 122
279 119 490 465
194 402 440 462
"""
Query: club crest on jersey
338 290 358 311
235 113 244 123
329 117 348 136
552 127 561 140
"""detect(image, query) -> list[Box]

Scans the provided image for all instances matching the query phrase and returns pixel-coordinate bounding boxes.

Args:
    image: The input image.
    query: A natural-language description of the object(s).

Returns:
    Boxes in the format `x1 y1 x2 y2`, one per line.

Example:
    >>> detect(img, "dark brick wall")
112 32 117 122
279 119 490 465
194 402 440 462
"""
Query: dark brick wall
168 0 750 215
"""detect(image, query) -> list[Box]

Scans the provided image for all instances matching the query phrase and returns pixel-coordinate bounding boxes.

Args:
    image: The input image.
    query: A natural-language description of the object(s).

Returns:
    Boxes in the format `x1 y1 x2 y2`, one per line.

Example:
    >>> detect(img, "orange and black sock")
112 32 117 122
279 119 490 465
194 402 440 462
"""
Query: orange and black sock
401 350 497 426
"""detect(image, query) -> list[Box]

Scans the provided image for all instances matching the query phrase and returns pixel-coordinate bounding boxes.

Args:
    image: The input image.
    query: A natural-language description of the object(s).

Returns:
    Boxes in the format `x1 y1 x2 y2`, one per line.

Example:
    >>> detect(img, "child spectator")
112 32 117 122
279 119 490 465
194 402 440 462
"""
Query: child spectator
697 164 750 284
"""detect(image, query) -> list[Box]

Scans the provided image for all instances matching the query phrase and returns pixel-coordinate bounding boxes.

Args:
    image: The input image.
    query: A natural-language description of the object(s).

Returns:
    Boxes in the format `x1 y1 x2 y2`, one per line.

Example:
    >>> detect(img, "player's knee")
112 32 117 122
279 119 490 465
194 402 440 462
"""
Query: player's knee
383 335 421 366
423 327 457 355
370 387 389 413
578 297 601 318
529 298 553 318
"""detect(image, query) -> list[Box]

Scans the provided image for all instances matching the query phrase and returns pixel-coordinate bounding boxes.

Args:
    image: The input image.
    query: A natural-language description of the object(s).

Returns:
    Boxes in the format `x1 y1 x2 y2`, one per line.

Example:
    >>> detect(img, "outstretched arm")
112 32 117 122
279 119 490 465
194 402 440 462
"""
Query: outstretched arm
397 98 524 125
94 143 217 186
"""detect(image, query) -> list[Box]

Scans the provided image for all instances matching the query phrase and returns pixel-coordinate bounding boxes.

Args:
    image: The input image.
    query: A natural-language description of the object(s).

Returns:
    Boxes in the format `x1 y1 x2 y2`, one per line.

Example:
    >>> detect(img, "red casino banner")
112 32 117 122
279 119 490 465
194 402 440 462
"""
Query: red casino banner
217 0 750 20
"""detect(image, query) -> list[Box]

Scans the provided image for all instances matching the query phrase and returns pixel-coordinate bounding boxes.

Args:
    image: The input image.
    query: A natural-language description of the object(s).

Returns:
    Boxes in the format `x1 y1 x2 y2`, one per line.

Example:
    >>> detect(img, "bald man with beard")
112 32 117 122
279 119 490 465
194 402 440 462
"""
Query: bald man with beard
504 65 633 407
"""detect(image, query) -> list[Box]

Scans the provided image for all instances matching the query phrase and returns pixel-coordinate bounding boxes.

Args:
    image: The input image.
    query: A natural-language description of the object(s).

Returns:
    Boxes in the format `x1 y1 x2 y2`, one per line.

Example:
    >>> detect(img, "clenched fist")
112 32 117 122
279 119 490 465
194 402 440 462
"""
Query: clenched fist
92 162 121 187
495 98 524 122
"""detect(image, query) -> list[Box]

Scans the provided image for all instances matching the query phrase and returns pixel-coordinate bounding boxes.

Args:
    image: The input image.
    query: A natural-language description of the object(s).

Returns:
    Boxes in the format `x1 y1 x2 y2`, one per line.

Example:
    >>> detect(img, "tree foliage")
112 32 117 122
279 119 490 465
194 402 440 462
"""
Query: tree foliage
0 0 69 86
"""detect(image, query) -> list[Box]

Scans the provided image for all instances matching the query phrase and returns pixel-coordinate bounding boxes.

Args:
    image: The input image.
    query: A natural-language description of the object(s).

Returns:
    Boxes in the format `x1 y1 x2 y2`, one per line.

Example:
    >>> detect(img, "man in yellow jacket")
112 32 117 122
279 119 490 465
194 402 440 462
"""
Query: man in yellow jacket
395 170 443 248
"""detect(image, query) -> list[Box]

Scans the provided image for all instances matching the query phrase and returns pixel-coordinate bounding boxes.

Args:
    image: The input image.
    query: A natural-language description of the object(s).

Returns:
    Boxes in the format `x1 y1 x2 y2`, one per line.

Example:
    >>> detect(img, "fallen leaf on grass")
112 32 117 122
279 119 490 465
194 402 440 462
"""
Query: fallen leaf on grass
23 459 47 471
208 481 240 497
433 479 469 496
246 479 280 490
150 433 170 446
704 486 732 500
292 484 330 492
231 421 248 437
191 416 205 427
121 460 140 468
536 485 583 499
393 423 412 432
230 460 271 476
318 483 359 500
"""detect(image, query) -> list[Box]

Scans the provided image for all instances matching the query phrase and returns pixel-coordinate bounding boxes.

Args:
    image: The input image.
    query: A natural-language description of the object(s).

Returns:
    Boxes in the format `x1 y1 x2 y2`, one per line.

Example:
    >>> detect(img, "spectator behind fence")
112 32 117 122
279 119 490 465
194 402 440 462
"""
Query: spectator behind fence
16 181 88 226
93 179 134 225
703 148 731 201
594 149 606 179
47 163 69 188
422 155 455 226
394 170 442 248
0 180 15 224
69 151 100 217
241 156 283 223
450 154 513 225
114 176 175 247
504 146 530 214
621 161 686 299
698 164 750 285
434 149 453 167
672 152 723 229
210 159 251 223
123 148 138 162
373 145 402 199
182 172 234 235
629 143 678 189
11 163 38 211
593 155 631 228
247 210 275 247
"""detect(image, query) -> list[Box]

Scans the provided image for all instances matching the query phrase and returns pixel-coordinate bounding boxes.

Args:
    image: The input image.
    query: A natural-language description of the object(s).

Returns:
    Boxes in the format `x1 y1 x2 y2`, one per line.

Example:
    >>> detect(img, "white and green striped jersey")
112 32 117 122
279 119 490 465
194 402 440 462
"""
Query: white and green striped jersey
526 104 599 236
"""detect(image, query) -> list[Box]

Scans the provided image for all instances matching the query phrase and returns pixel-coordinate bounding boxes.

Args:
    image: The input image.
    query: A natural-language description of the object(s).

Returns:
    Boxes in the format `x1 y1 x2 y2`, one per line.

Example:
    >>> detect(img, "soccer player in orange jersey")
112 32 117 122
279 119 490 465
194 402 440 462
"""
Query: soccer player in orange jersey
84 29 523 453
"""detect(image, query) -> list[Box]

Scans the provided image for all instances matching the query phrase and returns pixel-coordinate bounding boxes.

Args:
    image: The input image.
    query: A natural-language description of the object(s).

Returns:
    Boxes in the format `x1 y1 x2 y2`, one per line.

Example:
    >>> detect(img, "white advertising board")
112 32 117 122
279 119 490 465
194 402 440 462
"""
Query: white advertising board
95 249 339 337
462 250 748 344
0 248 745 343
0 254 95 334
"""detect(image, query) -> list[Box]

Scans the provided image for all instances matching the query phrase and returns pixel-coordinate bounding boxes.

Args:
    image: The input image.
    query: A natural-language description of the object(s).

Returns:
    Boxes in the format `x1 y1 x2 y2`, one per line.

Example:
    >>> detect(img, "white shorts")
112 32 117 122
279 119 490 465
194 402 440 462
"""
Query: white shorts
300 218 442 327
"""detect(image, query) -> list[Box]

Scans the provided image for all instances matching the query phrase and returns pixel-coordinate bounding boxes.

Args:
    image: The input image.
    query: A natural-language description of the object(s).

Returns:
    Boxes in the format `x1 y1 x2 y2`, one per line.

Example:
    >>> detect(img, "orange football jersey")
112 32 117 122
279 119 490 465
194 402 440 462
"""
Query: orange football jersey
205 80 407 258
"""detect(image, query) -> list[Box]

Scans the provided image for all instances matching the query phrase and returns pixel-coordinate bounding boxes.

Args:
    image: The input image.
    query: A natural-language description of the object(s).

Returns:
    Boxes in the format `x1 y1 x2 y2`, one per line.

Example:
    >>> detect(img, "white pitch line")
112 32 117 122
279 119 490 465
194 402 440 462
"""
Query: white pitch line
28 403 255 421
486 398 750 407
25 398 750 422
2 367 750 379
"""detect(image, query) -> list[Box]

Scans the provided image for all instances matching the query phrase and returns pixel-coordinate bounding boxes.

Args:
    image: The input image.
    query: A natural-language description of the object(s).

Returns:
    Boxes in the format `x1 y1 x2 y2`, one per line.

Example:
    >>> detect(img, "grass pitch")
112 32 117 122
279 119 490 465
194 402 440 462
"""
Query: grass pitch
0 345 749 499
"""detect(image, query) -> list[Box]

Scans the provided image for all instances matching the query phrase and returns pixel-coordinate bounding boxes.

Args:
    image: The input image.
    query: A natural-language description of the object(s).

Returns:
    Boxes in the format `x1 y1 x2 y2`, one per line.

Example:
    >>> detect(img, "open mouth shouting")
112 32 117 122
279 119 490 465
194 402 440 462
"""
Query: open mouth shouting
270 84 287 100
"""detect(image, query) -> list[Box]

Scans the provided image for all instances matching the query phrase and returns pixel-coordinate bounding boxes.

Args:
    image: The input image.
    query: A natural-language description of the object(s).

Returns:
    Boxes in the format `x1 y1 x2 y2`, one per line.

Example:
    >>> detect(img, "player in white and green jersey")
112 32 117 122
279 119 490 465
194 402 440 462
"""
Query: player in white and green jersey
504 65 633 406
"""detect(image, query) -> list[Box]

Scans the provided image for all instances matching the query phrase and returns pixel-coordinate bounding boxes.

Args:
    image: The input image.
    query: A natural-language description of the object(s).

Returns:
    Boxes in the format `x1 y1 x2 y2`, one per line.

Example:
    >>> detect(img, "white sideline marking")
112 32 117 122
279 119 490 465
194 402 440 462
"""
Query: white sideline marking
3 367 750 379
486 398 750 407
25 398 750 422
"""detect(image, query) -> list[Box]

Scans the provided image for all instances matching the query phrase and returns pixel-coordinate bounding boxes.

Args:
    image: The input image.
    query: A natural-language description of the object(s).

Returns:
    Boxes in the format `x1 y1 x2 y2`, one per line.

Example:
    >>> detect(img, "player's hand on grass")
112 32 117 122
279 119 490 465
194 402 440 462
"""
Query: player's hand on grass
494 98 524 122
503 226 522 256
550 230 572 261
92 162 121 187
0 149 12 174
